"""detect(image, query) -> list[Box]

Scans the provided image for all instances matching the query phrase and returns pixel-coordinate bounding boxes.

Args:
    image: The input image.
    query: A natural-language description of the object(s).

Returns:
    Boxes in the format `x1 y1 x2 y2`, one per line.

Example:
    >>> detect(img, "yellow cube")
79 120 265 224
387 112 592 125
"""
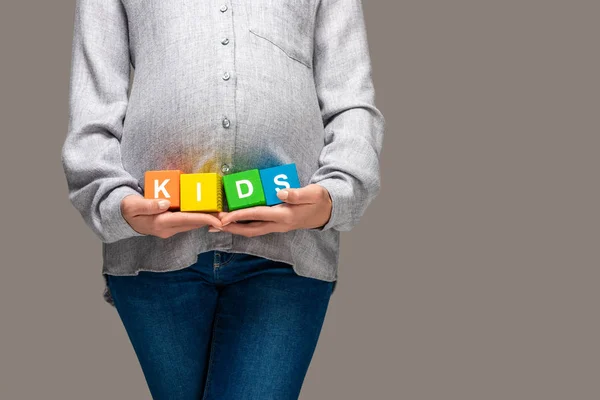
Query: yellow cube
180 173 223 212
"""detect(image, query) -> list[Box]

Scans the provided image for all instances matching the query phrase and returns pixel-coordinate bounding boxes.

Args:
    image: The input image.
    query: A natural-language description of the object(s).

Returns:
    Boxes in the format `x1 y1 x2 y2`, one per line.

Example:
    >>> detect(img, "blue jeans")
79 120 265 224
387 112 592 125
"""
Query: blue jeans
105 250 335 400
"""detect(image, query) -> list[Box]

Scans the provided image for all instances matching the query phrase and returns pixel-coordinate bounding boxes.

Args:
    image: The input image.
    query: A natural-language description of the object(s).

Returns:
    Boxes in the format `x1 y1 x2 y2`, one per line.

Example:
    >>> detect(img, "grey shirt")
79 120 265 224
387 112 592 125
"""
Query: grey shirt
61 0 385 307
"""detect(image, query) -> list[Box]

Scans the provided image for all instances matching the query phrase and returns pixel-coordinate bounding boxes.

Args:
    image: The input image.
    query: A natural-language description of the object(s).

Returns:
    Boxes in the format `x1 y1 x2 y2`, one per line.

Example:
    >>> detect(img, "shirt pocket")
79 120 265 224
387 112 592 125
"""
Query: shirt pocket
246 0 316 69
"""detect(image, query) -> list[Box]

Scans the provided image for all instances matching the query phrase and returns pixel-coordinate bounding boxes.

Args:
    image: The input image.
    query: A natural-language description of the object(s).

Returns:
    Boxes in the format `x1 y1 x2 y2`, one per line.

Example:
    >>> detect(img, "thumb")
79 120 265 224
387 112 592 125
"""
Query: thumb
276 186 316 205
133 197 172 215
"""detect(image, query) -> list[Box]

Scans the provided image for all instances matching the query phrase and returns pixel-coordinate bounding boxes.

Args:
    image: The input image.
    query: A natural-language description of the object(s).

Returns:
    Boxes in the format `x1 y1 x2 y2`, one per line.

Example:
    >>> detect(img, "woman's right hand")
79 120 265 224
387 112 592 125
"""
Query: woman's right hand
121 194 223 239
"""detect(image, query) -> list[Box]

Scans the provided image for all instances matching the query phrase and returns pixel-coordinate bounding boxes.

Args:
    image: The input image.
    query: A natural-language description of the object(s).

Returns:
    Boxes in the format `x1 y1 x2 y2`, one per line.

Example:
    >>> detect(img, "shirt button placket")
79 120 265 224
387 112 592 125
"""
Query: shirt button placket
219 2 233 162
217 2 235 246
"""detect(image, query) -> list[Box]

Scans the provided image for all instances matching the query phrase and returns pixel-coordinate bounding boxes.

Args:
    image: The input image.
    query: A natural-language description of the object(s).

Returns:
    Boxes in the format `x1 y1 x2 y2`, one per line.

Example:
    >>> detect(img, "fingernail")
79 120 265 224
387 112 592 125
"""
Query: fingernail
158 200 170 209
222 222 232 227
208 226 221 232
277 190 288 199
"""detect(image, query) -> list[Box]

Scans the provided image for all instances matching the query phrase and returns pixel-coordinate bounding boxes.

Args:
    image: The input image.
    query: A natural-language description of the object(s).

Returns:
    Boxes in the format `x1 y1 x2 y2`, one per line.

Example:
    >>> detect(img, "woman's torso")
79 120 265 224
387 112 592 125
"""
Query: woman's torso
119 0 326 191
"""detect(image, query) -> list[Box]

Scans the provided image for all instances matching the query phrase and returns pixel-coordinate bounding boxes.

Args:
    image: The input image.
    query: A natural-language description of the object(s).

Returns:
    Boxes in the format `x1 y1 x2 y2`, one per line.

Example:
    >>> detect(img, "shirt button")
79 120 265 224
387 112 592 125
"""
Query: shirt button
221 37 229 45
222 117 230 128
221 164 230 173
222 72 230 81
220 4 228 12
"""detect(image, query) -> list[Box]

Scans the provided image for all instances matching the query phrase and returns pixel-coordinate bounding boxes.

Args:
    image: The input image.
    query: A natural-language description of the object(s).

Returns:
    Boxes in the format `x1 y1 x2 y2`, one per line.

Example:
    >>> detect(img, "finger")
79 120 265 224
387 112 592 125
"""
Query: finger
215 211 236 226
170 221 220 230
276 185 321 205
158 211 223 229
220 221 283 237
219 206 284 225
126 196 172 216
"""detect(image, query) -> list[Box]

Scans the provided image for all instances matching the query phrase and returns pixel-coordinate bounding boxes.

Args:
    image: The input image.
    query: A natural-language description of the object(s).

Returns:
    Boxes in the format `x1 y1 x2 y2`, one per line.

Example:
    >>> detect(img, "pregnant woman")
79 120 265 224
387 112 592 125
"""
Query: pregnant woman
61 0 385 398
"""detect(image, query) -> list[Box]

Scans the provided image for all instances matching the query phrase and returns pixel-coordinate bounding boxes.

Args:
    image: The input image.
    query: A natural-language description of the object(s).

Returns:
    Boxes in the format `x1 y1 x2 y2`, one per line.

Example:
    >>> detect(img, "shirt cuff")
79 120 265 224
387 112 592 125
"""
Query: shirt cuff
99 185 148 243
309 178 353 232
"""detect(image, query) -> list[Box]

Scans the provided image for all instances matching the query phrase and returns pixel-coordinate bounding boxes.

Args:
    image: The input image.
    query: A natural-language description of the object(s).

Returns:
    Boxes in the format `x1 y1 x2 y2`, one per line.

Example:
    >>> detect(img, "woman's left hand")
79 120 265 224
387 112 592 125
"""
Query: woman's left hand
213 184 332 237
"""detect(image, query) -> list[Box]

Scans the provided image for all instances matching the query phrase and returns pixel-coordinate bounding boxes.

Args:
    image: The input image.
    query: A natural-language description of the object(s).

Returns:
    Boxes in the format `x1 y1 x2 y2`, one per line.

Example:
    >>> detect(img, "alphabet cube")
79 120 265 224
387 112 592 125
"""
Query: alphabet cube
144 170 182 210
259 163 301 205
222 169 266 211
142 163 300 213
180 172 223 212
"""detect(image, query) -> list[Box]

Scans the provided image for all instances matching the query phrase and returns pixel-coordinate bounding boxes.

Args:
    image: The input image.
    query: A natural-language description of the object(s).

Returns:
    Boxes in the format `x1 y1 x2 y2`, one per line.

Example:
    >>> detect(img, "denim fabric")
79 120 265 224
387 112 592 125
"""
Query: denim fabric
106 250 334 399
60 0 385 307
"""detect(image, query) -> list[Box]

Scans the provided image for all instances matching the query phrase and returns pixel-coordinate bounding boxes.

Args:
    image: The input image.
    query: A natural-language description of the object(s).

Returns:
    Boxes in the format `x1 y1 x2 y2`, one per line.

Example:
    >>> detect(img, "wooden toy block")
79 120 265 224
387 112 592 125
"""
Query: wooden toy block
259 163 301 206
180 172 223 212
222 169 266 211
144 170 182 210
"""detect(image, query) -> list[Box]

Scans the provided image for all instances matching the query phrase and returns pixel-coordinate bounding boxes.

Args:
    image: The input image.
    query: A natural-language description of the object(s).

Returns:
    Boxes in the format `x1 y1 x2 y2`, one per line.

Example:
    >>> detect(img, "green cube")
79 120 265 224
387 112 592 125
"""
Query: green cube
223 169 266 210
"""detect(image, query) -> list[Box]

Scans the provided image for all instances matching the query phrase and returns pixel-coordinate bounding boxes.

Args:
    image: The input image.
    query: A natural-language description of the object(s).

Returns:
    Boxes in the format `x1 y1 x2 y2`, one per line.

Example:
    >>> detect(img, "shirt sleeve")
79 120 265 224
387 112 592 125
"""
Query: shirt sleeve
61 0 147 243
308 0 386 232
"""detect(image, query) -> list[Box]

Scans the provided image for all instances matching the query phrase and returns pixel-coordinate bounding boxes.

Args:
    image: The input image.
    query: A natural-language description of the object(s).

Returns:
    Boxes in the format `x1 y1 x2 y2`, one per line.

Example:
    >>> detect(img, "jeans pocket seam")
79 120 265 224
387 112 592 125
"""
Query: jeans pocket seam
217 252 239 268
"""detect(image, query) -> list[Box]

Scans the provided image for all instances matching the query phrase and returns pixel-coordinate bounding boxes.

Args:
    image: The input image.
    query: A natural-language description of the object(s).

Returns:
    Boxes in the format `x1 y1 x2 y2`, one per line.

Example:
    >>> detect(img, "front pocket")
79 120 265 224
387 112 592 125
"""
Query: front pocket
247 0 316 69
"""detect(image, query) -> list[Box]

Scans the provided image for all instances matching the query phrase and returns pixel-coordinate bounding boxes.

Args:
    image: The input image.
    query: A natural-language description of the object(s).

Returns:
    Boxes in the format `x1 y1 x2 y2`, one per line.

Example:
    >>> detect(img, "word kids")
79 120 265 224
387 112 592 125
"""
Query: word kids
144 163 301 212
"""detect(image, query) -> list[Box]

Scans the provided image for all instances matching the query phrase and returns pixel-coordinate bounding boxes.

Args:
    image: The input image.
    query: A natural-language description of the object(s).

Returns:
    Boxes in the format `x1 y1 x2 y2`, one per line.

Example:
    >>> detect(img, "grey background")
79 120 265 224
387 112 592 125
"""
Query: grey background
1 0 598 399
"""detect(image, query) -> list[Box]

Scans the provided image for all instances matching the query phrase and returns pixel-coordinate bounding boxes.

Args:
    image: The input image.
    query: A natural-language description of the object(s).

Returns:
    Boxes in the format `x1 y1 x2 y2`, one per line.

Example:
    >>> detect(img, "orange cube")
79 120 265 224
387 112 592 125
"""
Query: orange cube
144 170 182 210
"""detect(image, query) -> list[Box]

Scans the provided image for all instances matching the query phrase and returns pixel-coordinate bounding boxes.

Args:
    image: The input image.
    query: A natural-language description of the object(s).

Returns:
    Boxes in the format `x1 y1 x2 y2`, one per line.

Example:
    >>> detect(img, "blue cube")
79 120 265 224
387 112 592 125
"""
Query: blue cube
259 163 301 205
